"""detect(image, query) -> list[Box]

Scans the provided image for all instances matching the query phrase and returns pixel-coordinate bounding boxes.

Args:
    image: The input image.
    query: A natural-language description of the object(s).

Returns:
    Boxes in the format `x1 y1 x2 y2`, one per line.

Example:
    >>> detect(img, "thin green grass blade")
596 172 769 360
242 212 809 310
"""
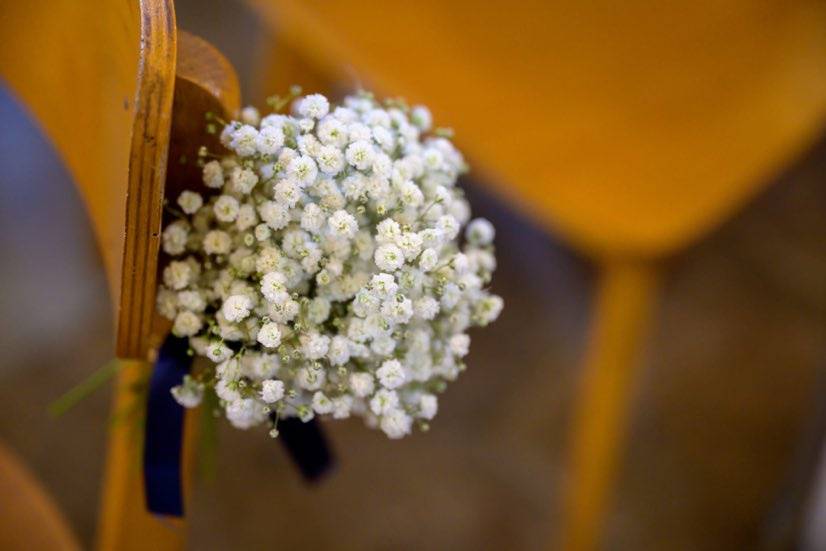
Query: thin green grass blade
48 359 122 417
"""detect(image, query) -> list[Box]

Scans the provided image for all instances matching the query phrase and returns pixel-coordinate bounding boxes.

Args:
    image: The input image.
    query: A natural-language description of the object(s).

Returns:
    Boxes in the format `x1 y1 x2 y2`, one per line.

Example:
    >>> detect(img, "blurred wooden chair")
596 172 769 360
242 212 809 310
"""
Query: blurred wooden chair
0 1 239 549
246 1 826 548
0 443 79 550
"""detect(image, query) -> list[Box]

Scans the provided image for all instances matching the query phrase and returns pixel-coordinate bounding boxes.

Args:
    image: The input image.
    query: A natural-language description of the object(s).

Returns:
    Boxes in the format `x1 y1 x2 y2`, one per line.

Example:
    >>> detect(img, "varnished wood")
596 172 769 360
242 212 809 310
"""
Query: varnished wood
0 2 156 549
118 26 242 361
250 0 826 258
116 0 178 360
254 35 337 111
98 31 240 551
562 261 661 551
2 2 238 548
164 32 242 208
77 0 179 547
248 3 826 549
175 33 242 112
0 1 217 364
0 0 142 305
0 443 80 550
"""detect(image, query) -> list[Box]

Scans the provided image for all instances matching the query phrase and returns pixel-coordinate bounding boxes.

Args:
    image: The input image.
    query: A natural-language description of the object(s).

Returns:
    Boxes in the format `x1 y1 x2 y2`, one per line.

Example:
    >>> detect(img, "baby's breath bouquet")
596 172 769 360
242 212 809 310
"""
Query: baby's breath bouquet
157 90 503 439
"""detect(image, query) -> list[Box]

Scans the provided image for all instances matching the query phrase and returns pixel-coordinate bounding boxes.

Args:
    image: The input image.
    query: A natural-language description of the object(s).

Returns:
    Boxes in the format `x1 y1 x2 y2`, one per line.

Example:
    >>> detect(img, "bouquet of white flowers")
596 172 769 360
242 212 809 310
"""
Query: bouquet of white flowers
156 89 503 439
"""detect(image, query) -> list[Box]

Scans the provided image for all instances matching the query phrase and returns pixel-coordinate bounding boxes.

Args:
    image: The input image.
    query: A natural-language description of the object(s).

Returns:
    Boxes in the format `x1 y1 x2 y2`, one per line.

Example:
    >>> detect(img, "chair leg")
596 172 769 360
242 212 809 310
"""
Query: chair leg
561 259 662 551
96 360 196 551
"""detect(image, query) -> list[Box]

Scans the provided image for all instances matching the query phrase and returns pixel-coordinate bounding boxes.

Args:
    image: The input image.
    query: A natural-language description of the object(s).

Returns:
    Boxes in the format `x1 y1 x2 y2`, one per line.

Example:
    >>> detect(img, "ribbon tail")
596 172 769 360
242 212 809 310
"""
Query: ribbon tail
143 334 192 517
273 415 336 482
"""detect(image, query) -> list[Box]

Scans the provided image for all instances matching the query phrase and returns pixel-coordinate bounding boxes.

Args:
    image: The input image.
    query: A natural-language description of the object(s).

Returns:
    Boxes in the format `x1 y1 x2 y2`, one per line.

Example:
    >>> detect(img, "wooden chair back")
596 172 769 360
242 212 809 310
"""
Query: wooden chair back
0 443 79 550
249 0 826 257
246 2 826 549
1 2 239 549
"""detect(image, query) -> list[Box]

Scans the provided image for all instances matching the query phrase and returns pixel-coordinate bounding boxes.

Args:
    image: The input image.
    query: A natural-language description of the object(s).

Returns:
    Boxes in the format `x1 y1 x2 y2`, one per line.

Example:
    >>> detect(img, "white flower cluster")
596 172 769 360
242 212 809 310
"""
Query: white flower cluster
157 91 503 439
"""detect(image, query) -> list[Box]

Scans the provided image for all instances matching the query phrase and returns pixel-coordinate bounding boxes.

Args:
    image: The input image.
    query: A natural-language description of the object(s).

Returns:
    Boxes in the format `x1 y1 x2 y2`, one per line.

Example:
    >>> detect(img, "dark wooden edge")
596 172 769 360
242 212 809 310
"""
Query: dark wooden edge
117 21 242 360
116 0 177 359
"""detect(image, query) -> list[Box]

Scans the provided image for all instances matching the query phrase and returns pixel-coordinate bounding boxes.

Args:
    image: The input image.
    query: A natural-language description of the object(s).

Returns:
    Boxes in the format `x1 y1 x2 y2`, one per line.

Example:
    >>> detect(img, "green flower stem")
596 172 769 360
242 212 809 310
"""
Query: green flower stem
48 358 123 417
198 388 220 482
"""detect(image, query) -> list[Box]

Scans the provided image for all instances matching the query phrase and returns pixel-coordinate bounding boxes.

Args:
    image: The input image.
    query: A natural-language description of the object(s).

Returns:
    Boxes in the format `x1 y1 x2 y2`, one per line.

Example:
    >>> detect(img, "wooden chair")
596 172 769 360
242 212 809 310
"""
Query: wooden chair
246 1 826 548
0 1 239 549
0 443 80 550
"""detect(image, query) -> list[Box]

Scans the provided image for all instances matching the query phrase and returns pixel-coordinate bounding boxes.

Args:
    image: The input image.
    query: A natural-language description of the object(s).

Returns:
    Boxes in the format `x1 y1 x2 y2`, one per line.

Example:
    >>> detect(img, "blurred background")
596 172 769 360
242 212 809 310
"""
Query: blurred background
1 1 825 549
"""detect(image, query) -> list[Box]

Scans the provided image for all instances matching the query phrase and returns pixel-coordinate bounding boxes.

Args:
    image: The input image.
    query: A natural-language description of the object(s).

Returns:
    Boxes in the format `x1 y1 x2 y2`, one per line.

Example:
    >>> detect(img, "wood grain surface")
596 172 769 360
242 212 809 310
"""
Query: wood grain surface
250 0 826 258
0 443 79 550
0 0 142 310
245 3 826 549
115 0 177 360
98 29 240 551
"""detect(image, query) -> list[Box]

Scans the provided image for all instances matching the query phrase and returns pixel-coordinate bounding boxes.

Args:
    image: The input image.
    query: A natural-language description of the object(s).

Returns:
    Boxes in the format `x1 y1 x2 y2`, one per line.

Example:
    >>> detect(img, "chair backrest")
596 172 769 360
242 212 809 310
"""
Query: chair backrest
2 2 239 549
98 31 240 551
0 443 79 550
246 3 826 550
0 2 165 547
0 0 174 359
249 0 826 258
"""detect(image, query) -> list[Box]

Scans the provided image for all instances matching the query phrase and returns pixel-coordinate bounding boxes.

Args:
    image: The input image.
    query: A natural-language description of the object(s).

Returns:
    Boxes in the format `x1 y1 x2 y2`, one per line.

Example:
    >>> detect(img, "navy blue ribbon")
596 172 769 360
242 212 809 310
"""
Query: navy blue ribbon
273 415 336 482
143 334 192 517
143 334 335 517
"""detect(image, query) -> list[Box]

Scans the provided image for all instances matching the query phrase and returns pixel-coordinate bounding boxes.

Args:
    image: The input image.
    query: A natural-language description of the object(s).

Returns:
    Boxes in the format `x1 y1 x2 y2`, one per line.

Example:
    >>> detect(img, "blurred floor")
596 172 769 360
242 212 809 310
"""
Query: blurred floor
611 137 826 550
184 166 594 551
0 1 825 548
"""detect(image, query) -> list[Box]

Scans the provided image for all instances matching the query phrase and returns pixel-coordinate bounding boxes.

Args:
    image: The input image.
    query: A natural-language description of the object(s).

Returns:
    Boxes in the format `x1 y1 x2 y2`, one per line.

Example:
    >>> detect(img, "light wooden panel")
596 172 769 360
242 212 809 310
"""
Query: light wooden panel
247 3 826 550
2 2 238 549
97 31 240 551
0 0 181 361
0 443 80 550
250 0 826 258
0 0 143 308
0 2 174 548
116 0 178 359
